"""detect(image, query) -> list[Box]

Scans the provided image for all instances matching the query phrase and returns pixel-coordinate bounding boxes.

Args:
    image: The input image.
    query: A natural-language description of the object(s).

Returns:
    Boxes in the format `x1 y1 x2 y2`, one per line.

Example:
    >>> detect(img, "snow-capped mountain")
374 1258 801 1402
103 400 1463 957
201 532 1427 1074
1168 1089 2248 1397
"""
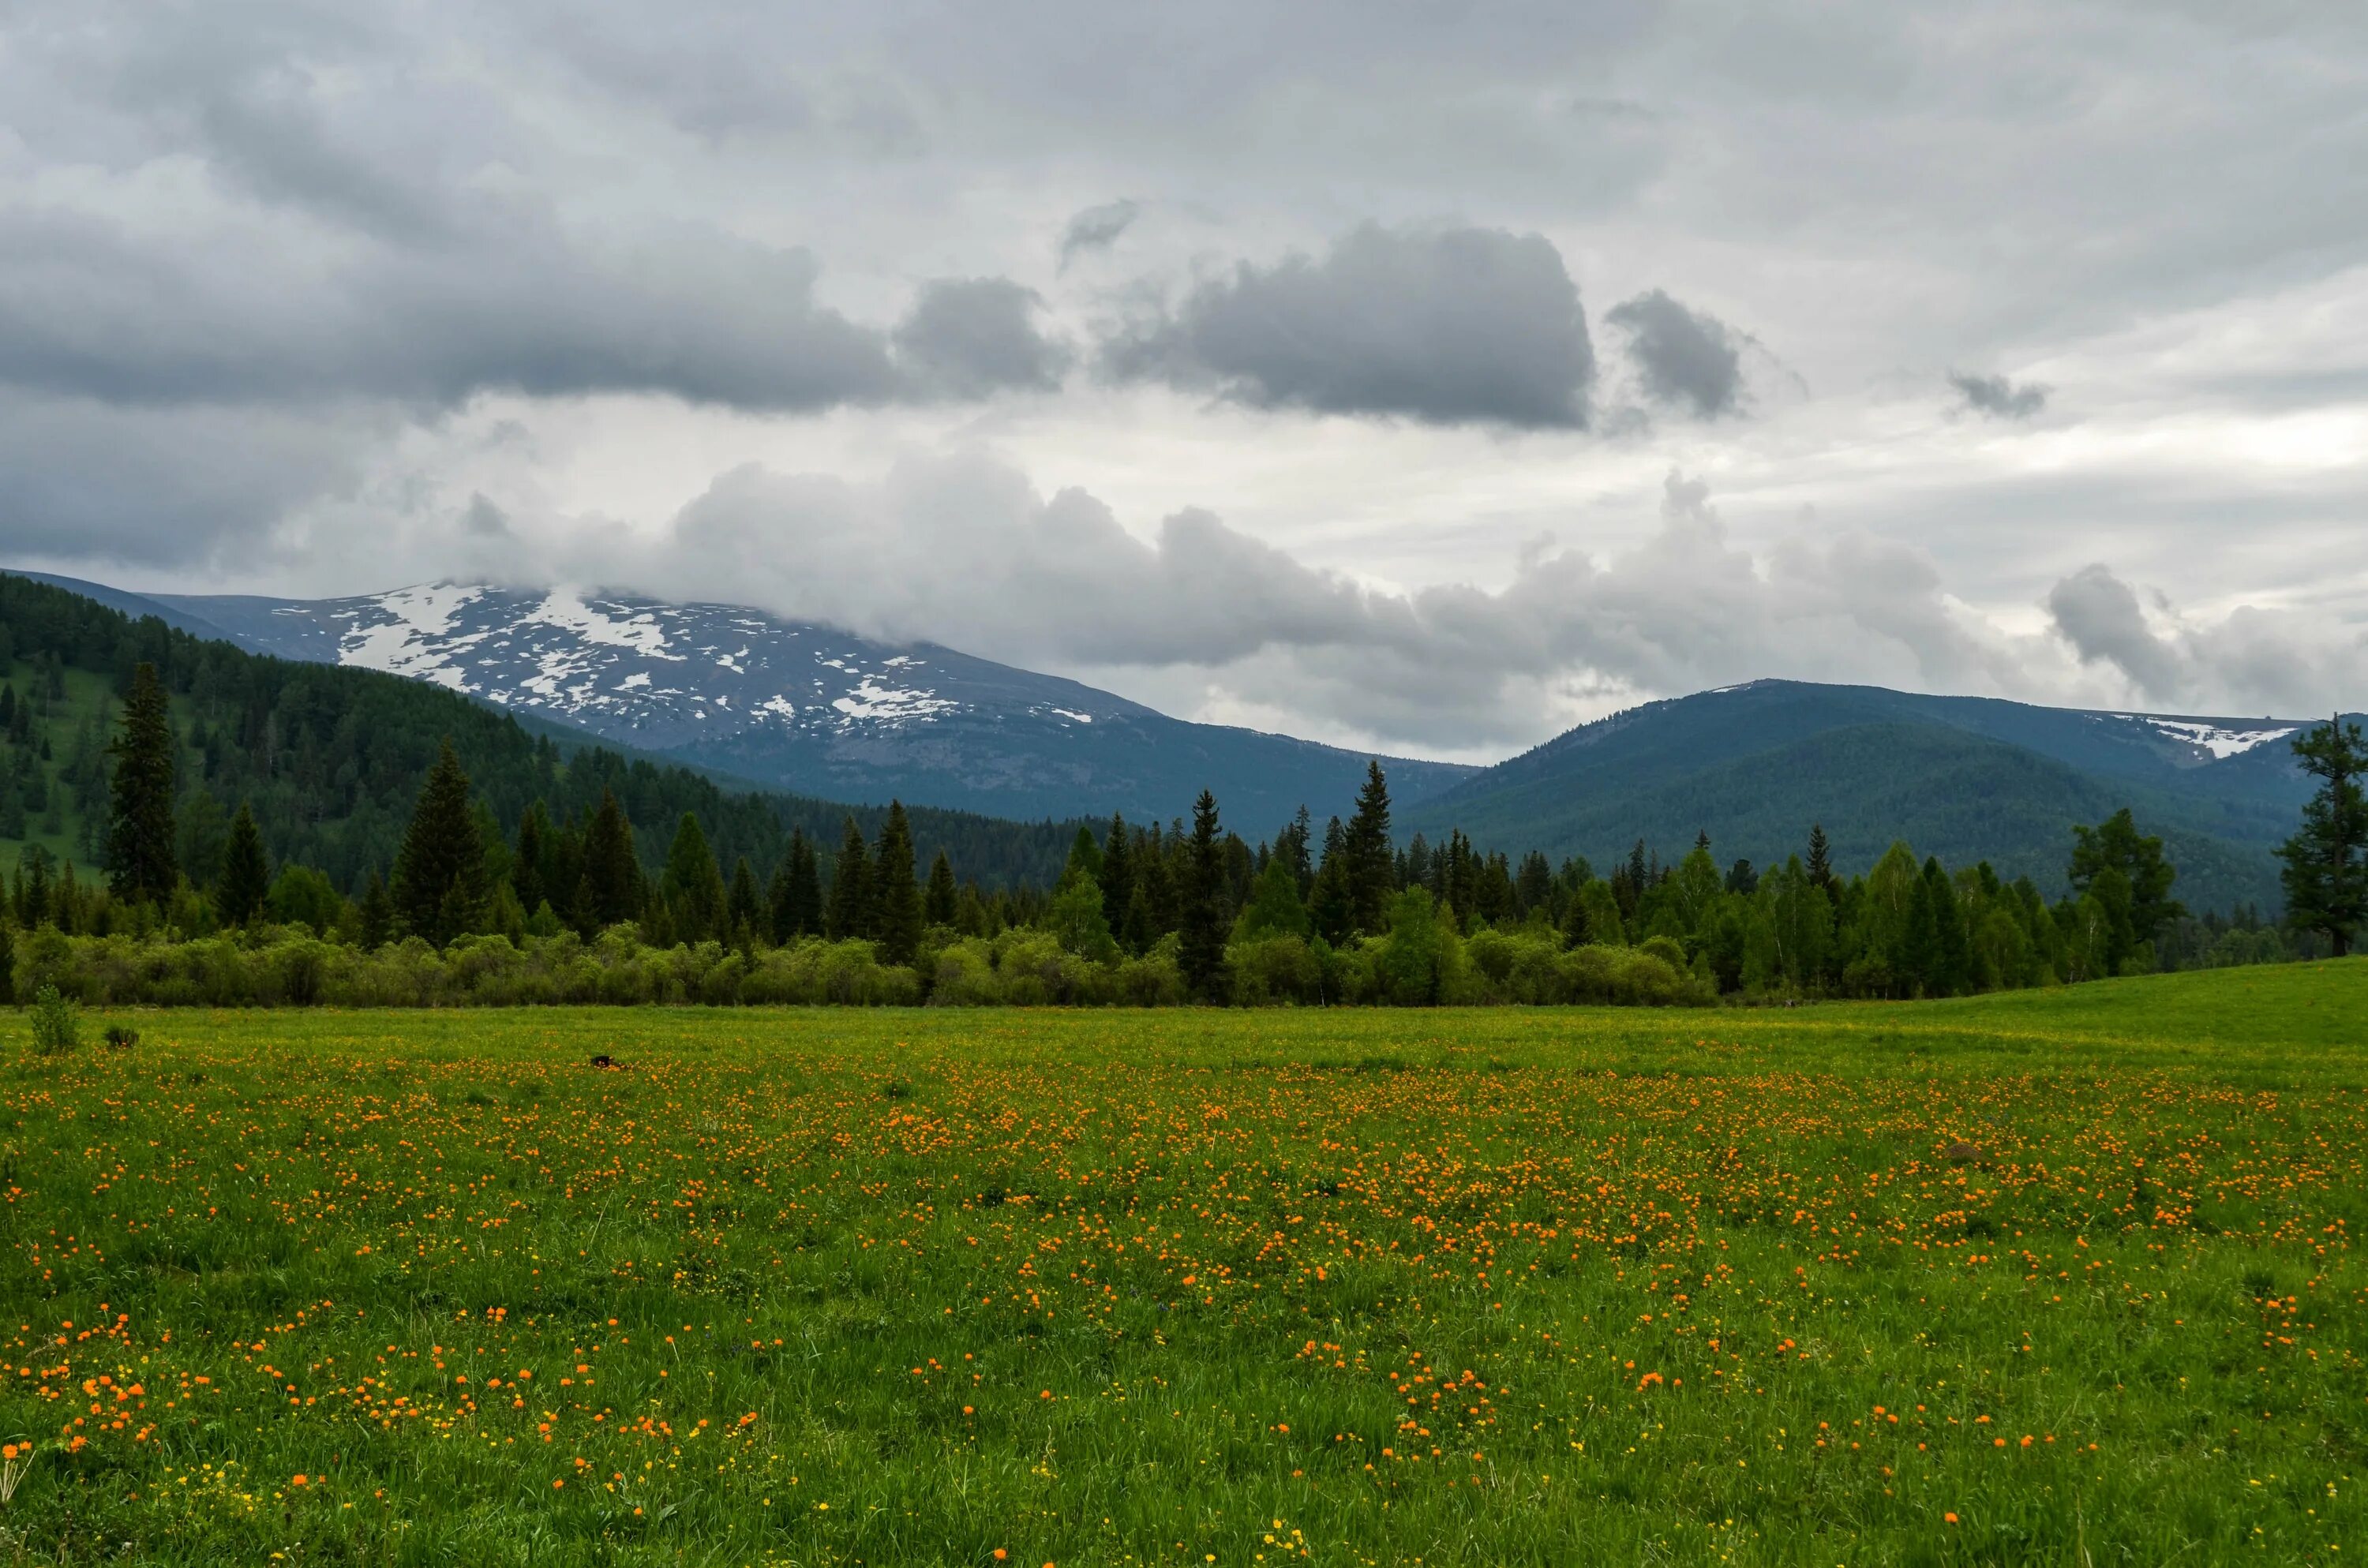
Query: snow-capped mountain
108 579 1476 825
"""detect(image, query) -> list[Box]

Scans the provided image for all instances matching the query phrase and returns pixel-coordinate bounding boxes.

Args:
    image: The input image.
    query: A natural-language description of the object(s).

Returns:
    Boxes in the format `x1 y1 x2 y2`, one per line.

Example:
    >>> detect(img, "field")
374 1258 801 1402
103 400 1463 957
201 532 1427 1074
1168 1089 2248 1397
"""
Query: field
4 964 2366 1564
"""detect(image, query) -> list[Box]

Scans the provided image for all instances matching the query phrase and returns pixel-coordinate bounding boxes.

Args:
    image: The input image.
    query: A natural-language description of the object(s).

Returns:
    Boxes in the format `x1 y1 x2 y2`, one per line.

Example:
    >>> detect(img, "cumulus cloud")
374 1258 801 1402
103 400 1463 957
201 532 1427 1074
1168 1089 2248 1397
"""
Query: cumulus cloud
2045 562 2363 715
1100 224 1596 428
1950 370 2048 418
1058 199 1140 267
1606 290 1748 417
892 279 1071 398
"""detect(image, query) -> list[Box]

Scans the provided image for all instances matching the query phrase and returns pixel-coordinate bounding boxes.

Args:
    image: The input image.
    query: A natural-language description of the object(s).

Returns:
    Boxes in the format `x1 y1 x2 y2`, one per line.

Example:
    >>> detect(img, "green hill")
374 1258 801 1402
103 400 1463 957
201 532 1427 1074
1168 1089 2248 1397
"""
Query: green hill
0 573 1085 893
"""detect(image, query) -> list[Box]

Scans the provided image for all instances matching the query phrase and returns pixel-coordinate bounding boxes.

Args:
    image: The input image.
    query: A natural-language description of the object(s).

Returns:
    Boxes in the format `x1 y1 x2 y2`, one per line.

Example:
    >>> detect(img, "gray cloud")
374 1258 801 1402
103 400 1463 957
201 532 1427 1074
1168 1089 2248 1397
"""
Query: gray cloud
893 279 1071 398
1606 289 1748 417
2046 563 2185 700
1100 224 1596 428
1058 199 1139 267
1950 370 2048 419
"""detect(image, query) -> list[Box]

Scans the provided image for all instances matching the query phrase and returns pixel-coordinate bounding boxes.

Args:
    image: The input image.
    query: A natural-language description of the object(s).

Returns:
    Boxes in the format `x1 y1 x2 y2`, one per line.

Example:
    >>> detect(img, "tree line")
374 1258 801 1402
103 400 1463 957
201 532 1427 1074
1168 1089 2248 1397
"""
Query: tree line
6 661 2359 1008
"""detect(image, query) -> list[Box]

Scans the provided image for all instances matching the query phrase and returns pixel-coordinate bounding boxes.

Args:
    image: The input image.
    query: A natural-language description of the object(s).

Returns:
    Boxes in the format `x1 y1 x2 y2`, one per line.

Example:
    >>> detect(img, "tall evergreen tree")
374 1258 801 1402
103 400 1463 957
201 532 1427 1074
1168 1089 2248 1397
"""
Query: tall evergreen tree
872 801 923 965
216 800 271 926
1805 824 1834 889
1177 789 1231 1001
1342 761 1395 935
1097 814 1134 939
769 829 824 943
1308 816 1354 946
511 803 549 914
104 661 178 904
2068 808 2183 961
358 869 393 949
577 788 644 932
826 816 875 941
2279 716 2368 956
660 812 728 944
389 738 489 946
924 848 959 928
726 856 762 944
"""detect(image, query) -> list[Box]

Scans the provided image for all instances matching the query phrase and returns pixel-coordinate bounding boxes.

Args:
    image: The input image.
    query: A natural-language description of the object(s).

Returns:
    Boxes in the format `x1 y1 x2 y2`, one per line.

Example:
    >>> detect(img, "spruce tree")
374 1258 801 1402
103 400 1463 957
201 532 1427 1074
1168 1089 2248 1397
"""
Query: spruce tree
1177 790 1231 1001
511 804 549 914
217 800 271 926
924 849 959 928
726 856 762 944
826 816 874 941
358 870 393 949
1805 824 1834 889
2068 808 2183 960
1097 815 1134 939
661 812 727 944
1308 816 1354 946
2278 717 2367 956
104 661 178 904
390 738 489 947
1342 762 1394 934
872 802 923 965
770 829 824 943
577 789 644 933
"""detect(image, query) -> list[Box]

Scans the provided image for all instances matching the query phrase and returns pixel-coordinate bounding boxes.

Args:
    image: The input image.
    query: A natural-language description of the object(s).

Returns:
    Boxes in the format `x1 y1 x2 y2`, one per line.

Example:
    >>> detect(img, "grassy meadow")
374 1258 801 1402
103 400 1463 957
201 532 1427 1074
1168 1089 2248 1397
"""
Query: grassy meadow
3 962 2366 1563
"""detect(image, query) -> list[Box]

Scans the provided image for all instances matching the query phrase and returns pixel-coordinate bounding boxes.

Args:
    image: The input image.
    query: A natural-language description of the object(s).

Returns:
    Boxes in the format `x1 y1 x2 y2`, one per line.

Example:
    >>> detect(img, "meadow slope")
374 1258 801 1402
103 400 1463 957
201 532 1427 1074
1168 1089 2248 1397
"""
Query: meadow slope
3 962 2365 1564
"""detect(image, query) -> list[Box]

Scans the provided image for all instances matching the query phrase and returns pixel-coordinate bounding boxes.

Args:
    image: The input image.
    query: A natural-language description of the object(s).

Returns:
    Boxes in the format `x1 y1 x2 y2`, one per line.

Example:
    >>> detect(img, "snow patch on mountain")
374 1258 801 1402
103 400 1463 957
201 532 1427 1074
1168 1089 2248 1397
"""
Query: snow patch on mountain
2141 718 2298 759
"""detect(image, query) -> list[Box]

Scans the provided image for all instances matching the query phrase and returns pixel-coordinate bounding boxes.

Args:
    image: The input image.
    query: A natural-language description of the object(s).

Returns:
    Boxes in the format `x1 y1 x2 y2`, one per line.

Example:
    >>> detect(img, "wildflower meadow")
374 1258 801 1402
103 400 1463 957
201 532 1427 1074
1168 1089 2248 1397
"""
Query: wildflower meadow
2 960 2365 1563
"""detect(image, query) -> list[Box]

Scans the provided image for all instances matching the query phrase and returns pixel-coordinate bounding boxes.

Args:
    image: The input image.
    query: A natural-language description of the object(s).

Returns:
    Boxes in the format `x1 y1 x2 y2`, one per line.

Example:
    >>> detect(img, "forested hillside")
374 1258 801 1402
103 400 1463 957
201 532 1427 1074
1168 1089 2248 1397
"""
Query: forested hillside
0 573 1085 893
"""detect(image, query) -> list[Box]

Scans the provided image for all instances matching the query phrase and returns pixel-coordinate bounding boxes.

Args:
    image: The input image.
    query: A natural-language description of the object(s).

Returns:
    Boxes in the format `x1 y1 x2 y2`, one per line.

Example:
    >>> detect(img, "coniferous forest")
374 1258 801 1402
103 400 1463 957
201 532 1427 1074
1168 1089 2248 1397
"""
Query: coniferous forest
0 572 2354 1008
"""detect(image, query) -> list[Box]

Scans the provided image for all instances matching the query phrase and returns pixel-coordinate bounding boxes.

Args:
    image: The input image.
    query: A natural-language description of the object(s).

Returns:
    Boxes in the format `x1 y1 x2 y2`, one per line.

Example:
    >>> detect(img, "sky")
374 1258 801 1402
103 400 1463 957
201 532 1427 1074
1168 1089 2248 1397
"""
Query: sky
2 0 2363 761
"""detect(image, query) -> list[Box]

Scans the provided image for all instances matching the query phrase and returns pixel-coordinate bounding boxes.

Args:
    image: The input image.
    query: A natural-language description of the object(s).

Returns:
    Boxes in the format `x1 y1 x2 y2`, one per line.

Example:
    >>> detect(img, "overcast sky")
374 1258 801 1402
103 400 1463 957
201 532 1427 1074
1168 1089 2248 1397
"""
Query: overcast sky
3 0 2363 758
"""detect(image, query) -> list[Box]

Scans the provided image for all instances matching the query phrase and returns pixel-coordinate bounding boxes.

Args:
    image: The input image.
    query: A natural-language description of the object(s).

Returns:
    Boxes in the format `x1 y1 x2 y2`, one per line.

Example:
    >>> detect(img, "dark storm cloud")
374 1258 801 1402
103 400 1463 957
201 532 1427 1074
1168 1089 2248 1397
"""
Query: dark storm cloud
1950 370 2049 419
1058 200 1140 267
0 202 1085 413
1100 224 1596 428
1605 289 1748 417
893 279 1071 398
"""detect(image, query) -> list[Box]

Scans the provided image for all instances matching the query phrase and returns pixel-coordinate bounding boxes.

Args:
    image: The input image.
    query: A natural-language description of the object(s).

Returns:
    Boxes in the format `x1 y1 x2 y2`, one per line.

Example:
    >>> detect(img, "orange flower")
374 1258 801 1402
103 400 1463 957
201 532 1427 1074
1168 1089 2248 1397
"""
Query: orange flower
291 1474 308 1486
1945 1512 1959 1525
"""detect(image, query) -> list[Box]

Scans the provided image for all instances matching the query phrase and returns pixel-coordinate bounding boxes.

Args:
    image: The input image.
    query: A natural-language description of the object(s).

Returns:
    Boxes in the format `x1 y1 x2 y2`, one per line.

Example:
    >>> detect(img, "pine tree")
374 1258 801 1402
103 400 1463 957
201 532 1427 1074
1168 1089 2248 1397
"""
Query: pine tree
924 849 959 927
661 812 727 944
2279 716 2368 956
511 803 549 914
2068 808 2183 963
577 788 643 932
872 802 922 965
390 738 489 947
217 800 271 926
1177 790 1230 1001
104 661 178 904
769 829 824 943
1342 761 1394 935
826 816 874 941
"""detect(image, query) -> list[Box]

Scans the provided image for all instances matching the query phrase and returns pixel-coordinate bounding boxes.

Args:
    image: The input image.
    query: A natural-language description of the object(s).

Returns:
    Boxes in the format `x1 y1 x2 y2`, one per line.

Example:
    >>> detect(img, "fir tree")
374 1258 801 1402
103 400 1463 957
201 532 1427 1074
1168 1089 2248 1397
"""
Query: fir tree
511 803 549 914
104 661 178 904
1307 816 1354 946
1177 790 1231 1001
2068 808 2183 961
2279 716 2368 956
577 789 643 932
660 812 727 944
217 800 271 926
872 802 922 965
390 738 489 947
1342 761 1395 935
924 849 959 927
826 816 874 941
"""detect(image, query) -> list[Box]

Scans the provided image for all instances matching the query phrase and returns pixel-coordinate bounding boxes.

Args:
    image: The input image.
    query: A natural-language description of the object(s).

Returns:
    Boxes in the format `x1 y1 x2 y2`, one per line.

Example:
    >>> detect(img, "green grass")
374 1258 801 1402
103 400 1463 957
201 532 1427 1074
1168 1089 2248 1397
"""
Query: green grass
3 962 2366 1563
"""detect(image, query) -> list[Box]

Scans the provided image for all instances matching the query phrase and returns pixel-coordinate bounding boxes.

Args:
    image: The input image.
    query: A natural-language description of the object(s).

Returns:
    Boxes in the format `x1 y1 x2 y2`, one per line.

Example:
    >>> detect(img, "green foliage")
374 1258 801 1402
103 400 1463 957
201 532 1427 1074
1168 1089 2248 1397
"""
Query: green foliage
27 982 77 1054
2280 717 2368 956
216 799 271 926
103 661 178 903
872 803 923 966
390 739 489 947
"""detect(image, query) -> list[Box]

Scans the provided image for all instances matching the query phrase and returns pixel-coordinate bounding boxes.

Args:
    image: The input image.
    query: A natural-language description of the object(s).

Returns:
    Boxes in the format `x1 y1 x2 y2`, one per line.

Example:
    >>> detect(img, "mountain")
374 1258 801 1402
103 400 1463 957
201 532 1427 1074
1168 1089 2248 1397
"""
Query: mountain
0 571 1092 891
43 577 1474 829
1400 679 2334 913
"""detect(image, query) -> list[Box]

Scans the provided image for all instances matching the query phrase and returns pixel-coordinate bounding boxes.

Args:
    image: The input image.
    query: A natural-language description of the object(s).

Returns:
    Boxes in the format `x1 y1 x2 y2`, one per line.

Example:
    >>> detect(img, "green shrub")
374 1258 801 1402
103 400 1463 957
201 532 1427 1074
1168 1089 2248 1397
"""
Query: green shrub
28 985 79 1055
